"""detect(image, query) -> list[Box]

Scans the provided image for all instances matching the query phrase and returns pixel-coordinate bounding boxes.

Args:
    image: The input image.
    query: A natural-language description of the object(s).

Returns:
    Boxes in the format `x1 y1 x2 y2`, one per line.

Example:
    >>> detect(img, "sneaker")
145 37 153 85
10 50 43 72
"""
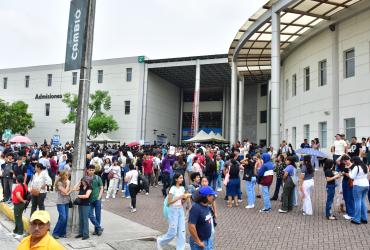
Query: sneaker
278 209 288 213
343 214 352 220
156 238 163 250
97 228 103 236
245 204 255 209
125 196 131 199
105 195 109 199
145 192 149 196
238 199 243 203
350 220 360 225
259 208 271 213
121 190 125 193
216 188 222 192
112 195 116 199
131 208 137 213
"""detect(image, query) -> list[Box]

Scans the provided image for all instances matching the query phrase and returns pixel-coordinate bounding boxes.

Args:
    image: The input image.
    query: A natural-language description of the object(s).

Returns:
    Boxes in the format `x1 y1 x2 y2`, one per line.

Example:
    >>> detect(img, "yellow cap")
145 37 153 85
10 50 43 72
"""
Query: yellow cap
30 210 51 224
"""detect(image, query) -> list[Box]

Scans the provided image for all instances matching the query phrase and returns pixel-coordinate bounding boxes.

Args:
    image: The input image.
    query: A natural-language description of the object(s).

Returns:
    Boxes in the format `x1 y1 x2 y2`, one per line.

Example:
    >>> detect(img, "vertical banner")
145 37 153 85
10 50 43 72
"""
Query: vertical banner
65 0 89 71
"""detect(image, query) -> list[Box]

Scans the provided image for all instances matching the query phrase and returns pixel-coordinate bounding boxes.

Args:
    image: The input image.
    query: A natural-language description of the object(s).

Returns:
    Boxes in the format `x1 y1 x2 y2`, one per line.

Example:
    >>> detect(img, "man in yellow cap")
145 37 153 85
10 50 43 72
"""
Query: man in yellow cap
17 210 65 250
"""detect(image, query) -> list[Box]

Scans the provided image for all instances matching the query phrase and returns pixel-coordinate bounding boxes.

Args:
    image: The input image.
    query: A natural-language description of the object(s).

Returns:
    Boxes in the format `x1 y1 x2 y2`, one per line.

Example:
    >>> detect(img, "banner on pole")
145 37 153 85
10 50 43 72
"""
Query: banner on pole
64 0 89 71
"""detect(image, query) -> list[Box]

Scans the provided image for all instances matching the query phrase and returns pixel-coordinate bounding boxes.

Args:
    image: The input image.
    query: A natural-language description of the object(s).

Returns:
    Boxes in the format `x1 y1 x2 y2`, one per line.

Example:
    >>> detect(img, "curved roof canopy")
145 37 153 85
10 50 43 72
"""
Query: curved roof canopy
229 0 365 77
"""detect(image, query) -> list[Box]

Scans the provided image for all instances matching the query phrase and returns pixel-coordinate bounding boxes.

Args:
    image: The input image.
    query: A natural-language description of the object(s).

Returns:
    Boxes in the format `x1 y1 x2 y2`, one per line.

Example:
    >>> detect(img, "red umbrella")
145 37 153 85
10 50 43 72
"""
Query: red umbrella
127 141 140 147
10 135 32 144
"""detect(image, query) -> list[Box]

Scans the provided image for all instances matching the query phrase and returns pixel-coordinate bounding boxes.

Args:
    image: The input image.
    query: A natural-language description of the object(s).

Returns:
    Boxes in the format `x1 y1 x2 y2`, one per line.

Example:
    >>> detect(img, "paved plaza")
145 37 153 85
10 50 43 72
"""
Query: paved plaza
103 170 370 250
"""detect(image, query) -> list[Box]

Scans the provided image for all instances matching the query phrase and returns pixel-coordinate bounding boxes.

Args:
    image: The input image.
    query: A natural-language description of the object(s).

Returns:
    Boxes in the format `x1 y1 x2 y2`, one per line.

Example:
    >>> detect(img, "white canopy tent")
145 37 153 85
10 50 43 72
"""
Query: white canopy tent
87 133 120 144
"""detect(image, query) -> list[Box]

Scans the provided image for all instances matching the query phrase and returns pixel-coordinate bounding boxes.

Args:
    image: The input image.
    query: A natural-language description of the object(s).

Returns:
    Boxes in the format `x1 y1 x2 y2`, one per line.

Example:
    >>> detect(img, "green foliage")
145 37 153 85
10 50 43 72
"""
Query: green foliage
0 99 35 136
61 90 119 138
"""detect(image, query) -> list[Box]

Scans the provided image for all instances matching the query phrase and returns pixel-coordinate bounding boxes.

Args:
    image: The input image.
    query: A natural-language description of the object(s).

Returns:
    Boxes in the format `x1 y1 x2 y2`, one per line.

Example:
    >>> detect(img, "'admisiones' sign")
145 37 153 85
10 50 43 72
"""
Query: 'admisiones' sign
35 94 63 100
64 0 89 71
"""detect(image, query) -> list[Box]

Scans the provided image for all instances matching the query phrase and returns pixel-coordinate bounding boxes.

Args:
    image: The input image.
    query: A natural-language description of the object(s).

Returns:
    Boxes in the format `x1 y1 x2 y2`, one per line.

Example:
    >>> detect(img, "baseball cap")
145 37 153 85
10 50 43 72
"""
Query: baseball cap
199 186 216 197
30 210 51 224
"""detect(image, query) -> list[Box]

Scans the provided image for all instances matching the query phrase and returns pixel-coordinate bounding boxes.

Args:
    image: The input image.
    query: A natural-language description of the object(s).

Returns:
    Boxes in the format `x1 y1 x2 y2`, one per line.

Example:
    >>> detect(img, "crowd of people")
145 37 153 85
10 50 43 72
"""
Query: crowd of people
0 134 370 249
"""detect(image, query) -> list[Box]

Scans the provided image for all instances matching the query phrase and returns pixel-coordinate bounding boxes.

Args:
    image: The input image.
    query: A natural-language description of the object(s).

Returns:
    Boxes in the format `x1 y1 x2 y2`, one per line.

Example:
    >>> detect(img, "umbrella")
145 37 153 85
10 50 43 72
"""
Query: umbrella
10 136 32 145
295 148 328 158
127 141 140 147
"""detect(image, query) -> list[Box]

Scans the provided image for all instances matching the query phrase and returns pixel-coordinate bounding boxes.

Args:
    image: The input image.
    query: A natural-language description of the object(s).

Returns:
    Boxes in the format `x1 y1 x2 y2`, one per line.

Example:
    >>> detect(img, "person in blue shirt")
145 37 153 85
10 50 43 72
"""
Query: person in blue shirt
257 153 274 213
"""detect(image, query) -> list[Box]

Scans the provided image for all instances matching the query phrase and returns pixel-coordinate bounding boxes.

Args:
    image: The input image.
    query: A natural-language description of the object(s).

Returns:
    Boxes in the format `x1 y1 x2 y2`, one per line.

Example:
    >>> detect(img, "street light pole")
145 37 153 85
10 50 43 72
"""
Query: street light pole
69 0 96 234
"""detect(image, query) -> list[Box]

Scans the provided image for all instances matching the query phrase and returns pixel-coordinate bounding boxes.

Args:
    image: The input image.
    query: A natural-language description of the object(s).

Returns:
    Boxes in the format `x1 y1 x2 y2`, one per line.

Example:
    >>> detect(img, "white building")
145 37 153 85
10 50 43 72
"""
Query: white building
229 0 370 151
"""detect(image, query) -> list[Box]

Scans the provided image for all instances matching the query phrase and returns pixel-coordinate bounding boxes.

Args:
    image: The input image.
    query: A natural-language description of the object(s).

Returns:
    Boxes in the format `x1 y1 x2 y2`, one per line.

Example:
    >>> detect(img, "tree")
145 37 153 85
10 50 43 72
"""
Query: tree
62 90 119 138
0 99 35 136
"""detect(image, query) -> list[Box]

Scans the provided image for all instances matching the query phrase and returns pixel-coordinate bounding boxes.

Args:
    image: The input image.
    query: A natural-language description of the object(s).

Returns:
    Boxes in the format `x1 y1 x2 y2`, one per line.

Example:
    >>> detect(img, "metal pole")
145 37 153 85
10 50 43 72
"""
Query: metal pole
270 11 281 150
179 88 184 144
238 78 244 142
230 61 237 145
194 59 200 133
69 0 96 234
221 85 226 137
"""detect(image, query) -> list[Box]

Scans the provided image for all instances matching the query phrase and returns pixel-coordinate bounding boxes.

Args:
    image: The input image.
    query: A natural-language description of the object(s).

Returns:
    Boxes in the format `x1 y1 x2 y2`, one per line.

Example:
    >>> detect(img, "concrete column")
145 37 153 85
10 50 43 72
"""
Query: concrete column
270 11 281 150
230 61 237 145
179 88 184 144
222 85 226 137
194 59 200 134
141 63 149 141
238 77 244 142
331 26 339 137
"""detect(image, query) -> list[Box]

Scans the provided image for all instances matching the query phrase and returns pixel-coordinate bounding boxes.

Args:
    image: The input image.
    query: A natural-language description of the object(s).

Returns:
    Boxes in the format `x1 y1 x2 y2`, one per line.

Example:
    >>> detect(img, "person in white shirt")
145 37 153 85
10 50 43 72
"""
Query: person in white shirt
331 134 348 162
29 163 52 216
106 160 121 199
349 156 369 224
125 163 139 212
153 153 162 187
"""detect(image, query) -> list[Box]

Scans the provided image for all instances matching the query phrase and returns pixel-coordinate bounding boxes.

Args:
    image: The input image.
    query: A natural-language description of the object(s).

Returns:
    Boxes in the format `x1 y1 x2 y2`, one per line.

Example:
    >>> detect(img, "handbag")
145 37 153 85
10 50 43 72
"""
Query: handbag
31 188 40 197
73 198 82 206
108 171 114 180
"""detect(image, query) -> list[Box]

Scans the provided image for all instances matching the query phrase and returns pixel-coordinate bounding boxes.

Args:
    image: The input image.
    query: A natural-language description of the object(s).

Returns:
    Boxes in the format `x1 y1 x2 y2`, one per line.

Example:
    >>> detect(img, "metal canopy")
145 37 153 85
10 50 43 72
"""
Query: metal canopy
228 0 365 76
148 57 231 89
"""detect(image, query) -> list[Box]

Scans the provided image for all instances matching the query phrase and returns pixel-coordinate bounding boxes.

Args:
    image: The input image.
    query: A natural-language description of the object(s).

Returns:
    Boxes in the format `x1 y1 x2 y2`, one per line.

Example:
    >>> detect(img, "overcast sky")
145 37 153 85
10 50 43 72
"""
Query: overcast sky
0 0 262 68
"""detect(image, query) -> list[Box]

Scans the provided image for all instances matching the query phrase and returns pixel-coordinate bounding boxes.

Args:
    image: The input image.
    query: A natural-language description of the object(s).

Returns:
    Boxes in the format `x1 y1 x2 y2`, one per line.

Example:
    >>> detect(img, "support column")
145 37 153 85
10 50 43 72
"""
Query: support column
238 78 244 142
222 85 226 137
179 88 184 144
230 61 237 145
331 26 339 137
270 11 281 150
141 63 149 141
194 59 200 134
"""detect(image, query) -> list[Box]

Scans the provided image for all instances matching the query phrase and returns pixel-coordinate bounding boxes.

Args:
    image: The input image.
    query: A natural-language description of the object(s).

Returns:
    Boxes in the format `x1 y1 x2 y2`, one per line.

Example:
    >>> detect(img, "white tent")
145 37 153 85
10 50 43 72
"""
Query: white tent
214 133 228 143
88 134 120 144
184 130 212 143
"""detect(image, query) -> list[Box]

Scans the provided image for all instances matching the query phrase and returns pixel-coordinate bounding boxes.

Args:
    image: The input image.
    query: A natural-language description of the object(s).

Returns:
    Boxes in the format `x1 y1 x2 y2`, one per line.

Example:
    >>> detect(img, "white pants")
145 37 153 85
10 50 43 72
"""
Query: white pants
302 179 314 215
107 178 119 198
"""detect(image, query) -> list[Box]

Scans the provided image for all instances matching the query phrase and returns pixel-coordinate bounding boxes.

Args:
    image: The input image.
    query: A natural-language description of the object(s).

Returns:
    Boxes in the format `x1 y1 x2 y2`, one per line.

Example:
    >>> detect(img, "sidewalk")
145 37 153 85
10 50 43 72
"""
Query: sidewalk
0 189 188 249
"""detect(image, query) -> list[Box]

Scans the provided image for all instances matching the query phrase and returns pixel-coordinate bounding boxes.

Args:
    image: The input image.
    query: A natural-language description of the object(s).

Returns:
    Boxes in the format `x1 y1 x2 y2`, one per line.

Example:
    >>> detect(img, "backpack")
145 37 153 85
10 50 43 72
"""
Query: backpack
92 158 101 173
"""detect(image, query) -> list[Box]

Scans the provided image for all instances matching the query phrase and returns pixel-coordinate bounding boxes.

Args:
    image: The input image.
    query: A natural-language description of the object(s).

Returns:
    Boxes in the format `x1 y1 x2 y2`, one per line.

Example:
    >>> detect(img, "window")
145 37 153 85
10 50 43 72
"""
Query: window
319 122 327 148
126 68 132 82
97 70 103 83
72 72 78 85
292 127 296 149
124 101 130 115
3 77 7 89
304 67 310 91
25 75 30 88
344 49 355 78
345 118 356 139
260 110 267 123
292 74 297 96
303 124 310 140
260 84 267 97
47 74 52 87
45 103 50 116
318 60 327 86
285 79 289 100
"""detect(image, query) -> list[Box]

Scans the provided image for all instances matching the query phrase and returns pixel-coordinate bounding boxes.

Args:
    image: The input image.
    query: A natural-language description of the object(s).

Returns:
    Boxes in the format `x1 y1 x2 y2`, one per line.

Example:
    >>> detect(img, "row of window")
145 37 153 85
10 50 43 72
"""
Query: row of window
2 68 133 89
285 48 355 99
289 118 356 148
44 101 131 116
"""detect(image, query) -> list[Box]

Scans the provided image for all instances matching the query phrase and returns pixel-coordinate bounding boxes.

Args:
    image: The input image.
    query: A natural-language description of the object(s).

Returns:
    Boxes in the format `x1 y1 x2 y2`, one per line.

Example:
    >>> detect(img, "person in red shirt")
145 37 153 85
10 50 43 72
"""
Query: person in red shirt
49 153 58 191
12 175 28 239
142 154 154 195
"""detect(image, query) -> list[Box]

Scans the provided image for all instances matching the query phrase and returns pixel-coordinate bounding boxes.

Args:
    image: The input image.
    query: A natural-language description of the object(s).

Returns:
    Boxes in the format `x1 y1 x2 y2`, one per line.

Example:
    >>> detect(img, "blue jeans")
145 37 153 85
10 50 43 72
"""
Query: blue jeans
342 178 354 217
53 204 69 237
207 174 217 191
352 185 369 223
78 205 89 237
216 171 222 189
325 184 335 217
158 206 185 250
262 185 271 209
89 199 102 232
124 182 130 197
246 177 256 206
189 236 212 250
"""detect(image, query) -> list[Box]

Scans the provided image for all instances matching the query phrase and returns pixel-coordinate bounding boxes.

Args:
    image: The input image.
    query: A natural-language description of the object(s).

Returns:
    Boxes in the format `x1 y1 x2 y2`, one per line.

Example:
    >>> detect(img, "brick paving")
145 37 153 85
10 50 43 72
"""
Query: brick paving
103 170 370 249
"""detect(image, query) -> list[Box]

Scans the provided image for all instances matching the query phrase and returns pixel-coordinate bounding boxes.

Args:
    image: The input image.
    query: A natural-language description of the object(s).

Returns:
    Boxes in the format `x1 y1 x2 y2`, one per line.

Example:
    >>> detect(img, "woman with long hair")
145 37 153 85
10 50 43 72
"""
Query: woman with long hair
279 156 296 213
226 159 242 208
101 158 111 192
157 173 190 250
336 154 354 220
72 177 92 240
29 163 52 216
300 155 315 215
125 163 139 212
349 156 369 224
106 160 121 199
323 159 341 220
52 171 71 239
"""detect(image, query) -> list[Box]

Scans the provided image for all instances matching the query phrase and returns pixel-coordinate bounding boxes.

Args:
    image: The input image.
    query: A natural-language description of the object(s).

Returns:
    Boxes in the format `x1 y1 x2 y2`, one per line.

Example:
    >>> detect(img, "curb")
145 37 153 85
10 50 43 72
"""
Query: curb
0 203 30 233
